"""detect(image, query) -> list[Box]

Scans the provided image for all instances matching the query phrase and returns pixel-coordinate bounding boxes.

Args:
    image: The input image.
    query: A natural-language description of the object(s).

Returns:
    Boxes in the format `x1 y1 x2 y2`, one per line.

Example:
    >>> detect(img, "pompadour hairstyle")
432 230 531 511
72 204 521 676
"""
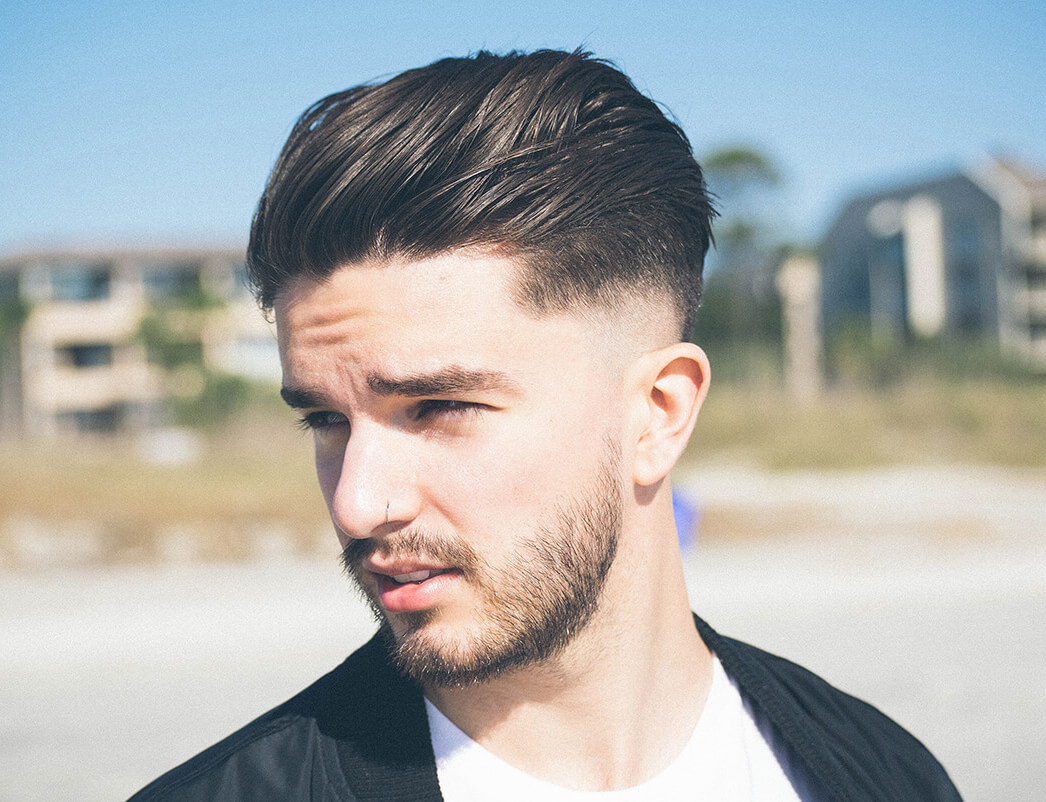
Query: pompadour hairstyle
247 49 715 338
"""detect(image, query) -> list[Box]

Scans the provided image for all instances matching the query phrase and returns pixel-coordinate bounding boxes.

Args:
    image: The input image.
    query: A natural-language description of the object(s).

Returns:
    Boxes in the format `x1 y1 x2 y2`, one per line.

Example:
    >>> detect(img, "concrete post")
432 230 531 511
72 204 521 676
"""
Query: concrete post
776 254 824 400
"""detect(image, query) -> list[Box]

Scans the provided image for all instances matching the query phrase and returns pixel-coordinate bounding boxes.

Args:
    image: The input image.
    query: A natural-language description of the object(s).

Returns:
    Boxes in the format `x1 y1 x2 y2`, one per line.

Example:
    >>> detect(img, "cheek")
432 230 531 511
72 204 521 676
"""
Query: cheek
312 440 344 509
434 424 585 532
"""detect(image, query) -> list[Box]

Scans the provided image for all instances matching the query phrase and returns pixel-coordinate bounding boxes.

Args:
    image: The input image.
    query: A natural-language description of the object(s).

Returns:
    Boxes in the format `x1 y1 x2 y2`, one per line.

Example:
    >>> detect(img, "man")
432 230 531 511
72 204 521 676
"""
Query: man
132 50 960 800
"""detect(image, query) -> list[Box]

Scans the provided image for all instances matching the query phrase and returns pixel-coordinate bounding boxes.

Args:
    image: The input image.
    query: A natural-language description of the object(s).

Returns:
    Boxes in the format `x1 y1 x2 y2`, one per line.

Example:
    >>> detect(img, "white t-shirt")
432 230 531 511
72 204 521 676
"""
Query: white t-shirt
426 656 802 801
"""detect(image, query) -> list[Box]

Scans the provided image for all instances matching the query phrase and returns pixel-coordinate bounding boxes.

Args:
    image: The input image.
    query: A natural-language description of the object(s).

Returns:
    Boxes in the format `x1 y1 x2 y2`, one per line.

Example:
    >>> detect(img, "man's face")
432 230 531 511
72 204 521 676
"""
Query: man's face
276 251 631 687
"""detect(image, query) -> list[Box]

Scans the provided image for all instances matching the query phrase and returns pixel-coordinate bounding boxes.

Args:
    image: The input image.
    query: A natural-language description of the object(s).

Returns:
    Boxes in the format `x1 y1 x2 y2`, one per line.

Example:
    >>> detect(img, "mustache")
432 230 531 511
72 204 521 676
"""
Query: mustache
340 527 480 577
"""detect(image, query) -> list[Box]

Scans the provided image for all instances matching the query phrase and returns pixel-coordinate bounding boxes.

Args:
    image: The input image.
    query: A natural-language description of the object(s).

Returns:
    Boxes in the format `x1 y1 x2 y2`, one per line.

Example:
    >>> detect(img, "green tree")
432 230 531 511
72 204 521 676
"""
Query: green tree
702 145 782 274
0 294 30 438
692 145 786 381
136 288 254 428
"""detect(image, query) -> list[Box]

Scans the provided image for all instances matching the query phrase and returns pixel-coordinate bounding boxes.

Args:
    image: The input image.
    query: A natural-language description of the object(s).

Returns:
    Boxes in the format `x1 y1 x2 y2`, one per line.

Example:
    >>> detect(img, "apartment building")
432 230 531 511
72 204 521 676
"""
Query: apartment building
0 246 279 438
820 158 1046 371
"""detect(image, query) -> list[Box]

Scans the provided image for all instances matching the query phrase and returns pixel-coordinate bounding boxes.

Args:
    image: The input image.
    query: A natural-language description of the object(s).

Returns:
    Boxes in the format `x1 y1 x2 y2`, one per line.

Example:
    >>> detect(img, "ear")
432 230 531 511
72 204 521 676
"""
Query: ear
630 342 710 487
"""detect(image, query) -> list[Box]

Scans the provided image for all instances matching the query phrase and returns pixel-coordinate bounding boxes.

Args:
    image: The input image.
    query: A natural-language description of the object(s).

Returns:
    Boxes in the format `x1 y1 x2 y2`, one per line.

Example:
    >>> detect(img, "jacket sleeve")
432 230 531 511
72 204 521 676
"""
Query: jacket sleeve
127 709 357 802
126 634 442 802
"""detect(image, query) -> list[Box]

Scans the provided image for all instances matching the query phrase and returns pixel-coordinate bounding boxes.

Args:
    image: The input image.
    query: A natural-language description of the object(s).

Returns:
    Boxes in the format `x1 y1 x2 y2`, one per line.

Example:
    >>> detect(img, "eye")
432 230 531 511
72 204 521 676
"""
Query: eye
297 410 349 432
413 399 483 421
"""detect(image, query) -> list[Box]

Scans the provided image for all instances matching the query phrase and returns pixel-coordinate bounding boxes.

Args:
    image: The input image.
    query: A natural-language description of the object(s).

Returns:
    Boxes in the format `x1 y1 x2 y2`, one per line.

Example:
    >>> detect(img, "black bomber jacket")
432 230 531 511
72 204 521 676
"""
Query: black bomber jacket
129 616 962 801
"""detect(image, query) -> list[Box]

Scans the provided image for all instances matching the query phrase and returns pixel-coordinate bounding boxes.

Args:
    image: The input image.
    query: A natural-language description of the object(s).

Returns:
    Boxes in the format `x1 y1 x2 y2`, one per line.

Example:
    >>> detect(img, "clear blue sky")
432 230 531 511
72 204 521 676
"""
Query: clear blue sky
2 0 1043 253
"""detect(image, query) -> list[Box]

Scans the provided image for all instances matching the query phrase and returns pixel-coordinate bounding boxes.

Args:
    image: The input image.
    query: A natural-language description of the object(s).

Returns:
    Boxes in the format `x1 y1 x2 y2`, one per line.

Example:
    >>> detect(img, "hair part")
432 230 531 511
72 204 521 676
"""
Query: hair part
247 49 716 339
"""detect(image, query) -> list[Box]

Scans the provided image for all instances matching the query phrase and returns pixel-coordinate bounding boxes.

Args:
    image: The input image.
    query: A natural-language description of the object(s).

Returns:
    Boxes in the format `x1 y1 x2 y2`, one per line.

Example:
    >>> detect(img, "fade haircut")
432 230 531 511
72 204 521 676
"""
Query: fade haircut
247 49 715 339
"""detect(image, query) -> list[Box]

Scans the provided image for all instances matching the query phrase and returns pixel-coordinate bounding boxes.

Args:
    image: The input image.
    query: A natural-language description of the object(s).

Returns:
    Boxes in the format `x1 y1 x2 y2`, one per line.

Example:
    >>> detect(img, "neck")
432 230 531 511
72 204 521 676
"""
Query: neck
424 491 712 791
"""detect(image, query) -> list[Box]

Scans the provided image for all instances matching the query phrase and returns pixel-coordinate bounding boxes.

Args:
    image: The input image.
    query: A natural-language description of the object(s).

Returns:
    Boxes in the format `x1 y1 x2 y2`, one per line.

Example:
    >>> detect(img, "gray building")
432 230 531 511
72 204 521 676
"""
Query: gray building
0 246 279 438
820 158 1046 370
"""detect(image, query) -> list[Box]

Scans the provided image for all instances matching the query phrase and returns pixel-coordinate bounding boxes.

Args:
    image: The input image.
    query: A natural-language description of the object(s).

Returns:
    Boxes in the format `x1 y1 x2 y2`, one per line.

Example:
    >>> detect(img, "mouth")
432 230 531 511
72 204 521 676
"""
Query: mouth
387 568 454 585
371 566 463 613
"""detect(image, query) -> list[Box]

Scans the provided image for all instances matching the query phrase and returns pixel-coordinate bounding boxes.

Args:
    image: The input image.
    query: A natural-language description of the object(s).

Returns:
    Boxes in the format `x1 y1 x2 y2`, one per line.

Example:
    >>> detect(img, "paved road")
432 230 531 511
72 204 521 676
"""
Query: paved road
2 466 1043 801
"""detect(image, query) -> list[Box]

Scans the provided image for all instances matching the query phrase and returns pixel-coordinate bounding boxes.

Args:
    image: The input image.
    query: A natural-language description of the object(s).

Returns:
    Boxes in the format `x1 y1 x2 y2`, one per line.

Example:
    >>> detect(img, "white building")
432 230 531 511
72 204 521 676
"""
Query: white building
820 158 1046 371
0 246 280 437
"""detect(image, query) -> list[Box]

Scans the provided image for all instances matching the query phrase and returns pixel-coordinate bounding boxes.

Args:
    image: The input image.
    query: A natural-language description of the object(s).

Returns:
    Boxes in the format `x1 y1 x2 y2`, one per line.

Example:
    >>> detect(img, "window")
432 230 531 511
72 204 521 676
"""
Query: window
947 218 980 262
57 343 114 368
50 261 111 301
143 261 203 302
1030 208 1046 235
57 405 123 433
949 259 981 334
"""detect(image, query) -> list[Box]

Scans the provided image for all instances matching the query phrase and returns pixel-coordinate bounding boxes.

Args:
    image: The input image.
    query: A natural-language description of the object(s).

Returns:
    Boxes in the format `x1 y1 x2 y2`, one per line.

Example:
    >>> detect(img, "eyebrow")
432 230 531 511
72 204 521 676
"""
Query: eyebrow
280 386 328 410
280 366 521 410
367 366 521 397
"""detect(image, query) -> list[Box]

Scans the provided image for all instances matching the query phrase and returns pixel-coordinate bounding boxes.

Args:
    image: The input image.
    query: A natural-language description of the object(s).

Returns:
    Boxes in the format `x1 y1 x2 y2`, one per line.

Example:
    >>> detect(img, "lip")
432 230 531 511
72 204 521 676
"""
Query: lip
364 558 462 614
374 568 462 613
364 555 455 578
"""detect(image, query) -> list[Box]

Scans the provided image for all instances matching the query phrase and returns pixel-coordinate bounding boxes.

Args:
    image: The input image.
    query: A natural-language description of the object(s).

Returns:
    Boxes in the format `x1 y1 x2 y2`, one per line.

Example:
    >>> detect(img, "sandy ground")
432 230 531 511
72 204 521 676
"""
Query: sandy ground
1 464 1044 801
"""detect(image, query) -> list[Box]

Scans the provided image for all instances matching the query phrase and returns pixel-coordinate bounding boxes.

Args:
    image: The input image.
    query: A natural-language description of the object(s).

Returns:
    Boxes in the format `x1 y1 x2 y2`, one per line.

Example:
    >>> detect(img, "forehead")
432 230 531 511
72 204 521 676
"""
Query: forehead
274 250 620 392
276 250 521 348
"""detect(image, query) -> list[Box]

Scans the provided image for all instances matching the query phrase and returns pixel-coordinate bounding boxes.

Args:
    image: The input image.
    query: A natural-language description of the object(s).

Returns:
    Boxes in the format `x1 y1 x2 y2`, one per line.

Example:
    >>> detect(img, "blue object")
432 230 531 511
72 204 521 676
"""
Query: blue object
672 488 701 551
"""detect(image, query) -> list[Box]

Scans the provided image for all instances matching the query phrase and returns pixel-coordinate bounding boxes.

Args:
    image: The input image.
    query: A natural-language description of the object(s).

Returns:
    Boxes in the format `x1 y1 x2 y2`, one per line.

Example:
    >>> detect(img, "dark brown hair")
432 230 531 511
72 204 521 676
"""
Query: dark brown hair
247 49 715 338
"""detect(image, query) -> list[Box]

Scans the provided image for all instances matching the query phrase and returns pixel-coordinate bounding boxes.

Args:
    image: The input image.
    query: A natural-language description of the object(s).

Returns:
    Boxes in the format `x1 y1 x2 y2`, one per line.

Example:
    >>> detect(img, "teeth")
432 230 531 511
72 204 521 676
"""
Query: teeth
392 570 433 584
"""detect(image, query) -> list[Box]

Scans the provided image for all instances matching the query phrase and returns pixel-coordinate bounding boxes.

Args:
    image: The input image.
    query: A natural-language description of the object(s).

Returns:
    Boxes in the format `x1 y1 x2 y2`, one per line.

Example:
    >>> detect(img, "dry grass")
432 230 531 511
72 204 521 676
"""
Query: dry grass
698 503 844 542
686 377 1046 470
1 374 1043 567
0 410 332 566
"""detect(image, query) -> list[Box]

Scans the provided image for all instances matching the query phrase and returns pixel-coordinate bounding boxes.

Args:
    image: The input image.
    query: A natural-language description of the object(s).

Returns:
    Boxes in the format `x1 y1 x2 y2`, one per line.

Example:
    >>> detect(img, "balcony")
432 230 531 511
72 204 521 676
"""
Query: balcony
26 297 145 343
26 362 161 415
1021 232 1046 267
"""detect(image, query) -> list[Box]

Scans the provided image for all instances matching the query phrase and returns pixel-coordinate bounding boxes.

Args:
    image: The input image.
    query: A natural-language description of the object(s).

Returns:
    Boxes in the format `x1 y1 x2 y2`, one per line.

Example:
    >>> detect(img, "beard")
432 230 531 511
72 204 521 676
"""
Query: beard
340 443 623 688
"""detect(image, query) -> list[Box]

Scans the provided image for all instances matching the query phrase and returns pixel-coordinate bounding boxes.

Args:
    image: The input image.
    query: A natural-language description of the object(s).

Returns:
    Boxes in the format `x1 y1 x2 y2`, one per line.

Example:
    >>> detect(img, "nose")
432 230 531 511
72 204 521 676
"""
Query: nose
318 425 415 543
